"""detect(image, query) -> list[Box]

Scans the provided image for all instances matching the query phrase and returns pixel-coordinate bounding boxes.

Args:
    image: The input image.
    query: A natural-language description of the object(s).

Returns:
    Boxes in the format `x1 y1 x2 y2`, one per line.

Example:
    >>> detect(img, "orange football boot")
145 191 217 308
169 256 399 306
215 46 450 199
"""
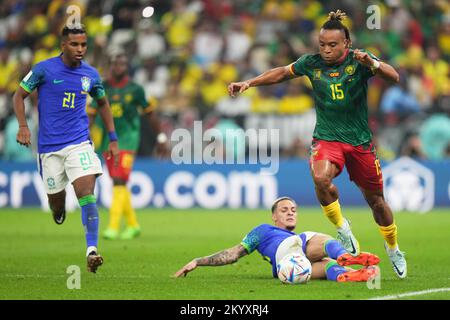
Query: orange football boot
337 252 380 267
337 266 380 282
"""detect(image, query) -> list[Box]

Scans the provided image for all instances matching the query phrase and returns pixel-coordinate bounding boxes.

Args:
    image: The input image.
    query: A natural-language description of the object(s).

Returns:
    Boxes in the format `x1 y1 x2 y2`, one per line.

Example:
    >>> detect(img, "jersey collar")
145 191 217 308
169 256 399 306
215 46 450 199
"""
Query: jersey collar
59 53 83 69
326 48 350 67
108 75 129 88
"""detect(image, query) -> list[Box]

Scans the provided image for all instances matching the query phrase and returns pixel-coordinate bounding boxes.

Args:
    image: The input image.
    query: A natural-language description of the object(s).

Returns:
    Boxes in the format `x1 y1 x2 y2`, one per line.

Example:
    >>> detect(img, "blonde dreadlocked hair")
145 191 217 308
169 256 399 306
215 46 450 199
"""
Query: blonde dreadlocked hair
327 10 347 22
322 10 351 42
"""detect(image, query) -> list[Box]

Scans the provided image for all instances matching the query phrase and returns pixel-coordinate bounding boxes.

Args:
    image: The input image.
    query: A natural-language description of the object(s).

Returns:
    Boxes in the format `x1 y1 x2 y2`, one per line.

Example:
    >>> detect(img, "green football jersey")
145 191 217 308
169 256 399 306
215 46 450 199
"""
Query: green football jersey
91 80 152 152
291 49 378 146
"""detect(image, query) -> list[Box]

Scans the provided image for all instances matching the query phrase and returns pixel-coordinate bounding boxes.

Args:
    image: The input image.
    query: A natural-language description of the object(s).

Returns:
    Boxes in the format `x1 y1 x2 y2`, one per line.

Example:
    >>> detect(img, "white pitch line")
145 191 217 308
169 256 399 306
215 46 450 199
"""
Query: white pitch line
1 274 156 279
369 288 450 300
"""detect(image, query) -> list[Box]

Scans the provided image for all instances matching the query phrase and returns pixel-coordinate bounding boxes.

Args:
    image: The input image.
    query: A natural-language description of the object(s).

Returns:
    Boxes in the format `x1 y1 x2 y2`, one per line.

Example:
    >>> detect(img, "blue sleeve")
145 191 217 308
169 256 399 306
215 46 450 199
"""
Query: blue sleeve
20 63 45 93
240 225 268 254
89 71 106 100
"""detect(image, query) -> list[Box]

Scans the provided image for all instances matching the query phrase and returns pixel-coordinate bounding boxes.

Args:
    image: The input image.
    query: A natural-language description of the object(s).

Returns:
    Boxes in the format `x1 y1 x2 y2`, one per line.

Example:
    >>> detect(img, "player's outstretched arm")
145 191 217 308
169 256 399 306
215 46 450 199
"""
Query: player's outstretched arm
228 65 296 97
353 49 399 83
13 86 32 147
173 244 248 278
96 96 120 165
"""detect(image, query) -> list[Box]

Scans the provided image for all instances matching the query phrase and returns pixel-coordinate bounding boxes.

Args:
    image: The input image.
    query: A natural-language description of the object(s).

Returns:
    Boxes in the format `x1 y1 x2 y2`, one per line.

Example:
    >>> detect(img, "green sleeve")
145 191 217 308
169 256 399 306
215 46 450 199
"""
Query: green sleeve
89 71 106 100
291 54 310 76
20 63 45 93
240 225 265 254
136 85 148 109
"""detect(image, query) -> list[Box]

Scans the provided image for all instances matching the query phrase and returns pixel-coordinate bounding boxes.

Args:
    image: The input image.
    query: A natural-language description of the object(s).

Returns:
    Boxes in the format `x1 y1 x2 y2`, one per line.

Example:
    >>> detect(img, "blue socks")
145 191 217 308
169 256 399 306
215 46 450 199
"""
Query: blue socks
324 239 347 259
326 261 348 281
79 195 99 250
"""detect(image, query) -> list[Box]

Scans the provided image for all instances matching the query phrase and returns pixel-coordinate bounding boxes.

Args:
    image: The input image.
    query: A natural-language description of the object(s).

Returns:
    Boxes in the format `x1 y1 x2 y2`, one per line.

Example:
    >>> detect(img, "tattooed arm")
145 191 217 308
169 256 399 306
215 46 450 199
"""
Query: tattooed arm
173 244 248 278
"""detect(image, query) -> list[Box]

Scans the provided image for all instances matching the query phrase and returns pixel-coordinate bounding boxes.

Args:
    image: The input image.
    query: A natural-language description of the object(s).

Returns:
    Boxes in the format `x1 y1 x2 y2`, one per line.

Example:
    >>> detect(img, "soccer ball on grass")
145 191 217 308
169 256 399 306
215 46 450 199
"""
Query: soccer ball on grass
277 253 312 285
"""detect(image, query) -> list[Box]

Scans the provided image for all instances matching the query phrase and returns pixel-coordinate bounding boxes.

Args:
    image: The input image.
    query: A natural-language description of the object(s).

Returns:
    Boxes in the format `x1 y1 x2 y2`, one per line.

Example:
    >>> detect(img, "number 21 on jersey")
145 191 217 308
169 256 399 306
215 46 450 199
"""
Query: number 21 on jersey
62 92 76 108
330 83 344 100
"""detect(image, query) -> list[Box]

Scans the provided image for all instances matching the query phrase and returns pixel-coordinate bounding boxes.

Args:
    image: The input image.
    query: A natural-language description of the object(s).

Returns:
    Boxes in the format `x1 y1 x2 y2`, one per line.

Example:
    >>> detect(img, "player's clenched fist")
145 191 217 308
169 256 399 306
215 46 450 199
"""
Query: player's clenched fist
228 81 251 97
16 126 31 147
353 49 374 68
108 141 120 167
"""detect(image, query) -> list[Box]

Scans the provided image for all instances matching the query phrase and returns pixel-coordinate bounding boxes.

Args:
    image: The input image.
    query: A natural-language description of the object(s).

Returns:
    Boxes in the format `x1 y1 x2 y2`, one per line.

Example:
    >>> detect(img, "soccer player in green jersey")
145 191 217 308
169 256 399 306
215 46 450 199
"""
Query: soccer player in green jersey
228 10 407 279
88 53 169 240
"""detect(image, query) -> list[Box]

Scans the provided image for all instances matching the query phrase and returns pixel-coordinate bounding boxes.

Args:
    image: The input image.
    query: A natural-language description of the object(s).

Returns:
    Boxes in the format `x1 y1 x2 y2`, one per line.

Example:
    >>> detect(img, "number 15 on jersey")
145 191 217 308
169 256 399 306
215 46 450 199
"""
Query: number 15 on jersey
330 83 344 100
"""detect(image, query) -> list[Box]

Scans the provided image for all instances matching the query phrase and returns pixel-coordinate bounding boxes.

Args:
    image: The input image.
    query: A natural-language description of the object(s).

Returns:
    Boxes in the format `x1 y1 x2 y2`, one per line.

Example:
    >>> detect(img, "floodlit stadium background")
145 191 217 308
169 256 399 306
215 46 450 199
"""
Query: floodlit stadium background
0 0 449 211
1 0 450 302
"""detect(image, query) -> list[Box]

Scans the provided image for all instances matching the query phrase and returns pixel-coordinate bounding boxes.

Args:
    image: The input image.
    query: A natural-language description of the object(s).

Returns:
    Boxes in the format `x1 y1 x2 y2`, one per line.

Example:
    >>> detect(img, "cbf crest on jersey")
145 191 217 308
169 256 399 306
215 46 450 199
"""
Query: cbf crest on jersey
81 76 91 92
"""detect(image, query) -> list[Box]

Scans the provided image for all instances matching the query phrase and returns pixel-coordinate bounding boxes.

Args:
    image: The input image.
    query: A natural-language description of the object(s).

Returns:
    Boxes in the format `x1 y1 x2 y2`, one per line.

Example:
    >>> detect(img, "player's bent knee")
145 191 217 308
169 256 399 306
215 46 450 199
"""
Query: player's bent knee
306 234 332 261
312 174 333 189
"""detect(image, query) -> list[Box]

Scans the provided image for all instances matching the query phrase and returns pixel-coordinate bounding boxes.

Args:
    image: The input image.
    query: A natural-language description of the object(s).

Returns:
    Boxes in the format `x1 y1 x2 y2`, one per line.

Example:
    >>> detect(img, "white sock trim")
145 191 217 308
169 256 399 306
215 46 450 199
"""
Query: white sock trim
337 219 350 232
86 246 97 257
386 243 399 253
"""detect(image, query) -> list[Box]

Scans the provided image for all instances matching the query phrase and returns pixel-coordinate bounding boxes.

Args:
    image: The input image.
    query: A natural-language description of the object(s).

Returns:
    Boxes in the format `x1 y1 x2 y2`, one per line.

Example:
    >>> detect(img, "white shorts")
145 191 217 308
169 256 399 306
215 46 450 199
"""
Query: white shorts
275 232 318 265
37 141 103 194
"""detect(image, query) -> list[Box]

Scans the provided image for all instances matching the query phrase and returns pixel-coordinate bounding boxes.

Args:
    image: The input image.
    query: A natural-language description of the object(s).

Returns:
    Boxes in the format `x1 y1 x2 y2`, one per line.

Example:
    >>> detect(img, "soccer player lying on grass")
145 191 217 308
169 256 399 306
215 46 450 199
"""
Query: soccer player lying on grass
174 197 380 282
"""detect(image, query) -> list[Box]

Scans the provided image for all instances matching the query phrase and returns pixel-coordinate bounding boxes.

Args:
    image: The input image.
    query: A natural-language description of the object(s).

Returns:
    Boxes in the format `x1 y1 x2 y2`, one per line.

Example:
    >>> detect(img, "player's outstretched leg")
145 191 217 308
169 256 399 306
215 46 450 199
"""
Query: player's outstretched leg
337 252 380 267
48 190 67 225
311 159 360 256
323 239 378 266
324 261 378 282
363 189 407 279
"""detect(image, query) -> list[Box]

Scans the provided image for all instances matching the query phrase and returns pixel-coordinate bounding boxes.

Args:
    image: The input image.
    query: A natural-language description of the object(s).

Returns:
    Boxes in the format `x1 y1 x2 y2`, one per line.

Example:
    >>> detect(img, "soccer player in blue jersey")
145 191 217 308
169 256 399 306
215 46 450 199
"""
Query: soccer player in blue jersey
13 25 119 273
174 197 380 282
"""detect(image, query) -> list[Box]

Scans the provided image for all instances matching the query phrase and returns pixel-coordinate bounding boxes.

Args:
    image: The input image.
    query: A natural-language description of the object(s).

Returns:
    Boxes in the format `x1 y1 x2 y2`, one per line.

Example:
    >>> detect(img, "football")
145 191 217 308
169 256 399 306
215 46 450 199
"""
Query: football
277 253 312 284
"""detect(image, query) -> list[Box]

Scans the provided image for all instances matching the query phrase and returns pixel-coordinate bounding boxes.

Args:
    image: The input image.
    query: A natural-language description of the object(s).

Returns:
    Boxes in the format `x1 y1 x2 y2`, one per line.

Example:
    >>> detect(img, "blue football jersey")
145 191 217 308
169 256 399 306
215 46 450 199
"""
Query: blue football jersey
20 55 105 153
241 224 296 277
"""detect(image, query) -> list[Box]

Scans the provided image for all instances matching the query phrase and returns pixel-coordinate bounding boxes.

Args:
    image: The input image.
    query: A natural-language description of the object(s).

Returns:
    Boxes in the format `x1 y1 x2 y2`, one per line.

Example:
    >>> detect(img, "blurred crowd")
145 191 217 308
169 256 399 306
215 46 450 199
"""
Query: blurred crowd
0 0 449 162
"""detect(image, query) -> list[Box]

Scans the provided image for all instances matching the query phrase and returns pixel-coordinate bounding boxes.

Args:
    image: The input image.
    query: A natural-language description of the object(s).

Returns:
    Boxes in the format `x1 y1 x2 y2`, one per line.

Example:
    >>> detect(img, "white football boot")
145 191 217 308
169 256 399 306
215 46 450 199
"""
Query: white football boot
385 243 407 279
336 218 360 257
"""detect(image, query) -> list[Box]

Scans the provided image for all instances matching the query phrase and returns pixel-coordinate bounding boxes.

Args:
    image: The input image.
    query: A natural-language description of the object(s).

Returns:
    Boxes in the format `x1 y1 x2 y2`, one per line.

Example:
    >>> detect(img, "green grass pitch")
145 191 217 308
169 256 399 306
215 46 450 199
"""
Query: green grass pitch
0 207 449 300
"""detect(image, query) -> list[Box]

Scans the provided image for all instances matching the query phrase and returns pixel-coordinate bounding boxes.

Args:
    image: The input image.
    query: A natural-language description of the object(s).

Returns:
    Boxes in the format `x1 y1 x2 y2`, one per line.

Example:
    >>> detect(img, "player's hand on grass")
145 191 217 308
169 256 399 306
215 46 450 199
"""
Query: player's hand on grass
16 126 31 147
107 141 120 166
173 259 198 278
353 49 374 68
228 81 250 97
